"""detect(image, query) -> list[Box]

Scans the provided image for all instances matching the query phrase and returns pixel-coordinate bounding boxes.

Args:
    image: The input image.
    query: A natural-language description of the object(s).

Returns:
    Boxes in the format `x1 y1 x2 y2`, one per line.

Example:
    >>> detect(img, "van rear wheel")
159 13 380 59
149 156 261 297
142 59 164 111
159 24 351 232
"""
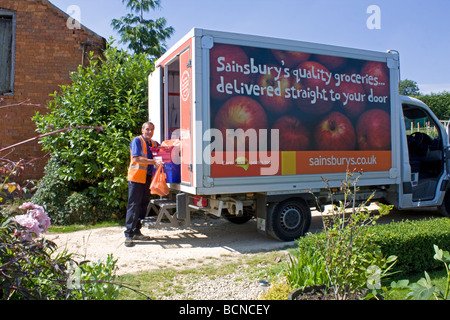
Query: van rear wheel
267 199 311 241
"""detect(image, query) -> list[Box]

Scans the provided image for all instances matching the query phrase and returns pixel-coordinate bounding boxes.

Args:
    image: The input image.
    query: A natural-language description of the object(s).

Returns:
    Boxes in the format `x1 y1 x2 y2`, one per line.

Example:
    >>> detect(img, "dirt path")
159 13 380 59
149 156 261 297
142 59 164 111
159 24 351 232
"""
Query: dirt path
47 216 296 275
46 206 442 276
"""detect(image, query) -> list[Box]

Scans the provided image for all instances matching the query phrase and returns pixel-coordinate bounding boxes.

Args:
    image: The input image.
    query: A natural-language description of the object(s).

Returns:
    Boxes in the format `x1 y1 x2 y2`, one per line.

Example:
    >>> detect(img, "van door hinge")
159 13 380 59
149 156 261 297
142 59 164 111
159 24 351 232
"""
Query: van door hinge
186 59 192 68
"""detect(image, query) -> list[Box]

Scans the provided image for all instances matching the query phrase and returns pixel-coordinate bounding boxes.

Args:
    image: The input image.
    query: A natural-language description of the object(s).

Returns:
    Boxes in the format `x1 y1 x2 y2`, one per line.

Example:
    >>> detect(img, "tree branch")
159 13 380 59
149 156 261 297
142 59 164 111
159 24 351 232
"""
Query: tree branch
0 99 40 110
0 126 104 154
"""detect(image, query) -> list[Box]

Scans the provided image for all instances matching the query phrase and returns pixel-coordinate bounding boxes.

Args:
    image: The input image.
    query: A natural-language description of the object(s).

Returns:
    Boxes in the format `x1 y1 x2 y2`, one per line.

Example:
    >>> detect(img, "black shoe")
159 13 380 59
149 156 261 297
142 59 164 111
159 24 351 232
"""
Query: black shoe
125 237 135 247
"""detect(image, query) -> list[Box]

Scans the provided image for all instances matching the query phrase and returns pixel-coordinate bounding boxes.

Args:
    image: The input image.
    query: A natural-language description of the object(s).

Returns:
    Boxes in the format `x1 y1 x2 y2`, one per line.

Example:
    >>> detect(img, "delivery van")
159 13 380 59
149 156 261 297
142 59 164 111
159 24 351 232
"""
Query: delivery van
146 28 450 241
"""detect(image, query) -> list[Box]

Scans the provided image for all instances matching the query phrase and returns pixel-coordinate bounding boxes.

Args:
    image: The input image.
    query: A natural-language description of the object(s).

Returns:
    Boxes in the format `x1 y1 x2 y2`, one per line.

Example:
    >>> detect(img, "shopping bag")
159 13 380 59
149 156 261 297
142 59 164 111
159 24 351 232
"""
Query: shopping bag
150 165 170 196
161 139 181 147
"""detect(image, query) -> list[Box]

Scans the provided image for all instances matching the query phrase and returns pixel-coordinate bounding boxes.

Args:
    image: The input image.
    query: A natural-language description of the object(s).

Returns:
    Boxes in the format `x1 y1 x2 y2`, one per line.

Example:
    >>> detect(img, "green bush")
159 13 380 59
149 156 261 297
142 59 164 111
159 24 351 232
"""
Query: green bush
32 158 111 225
370 218 450 274
31 158 71 225
416 91 450 120
33 45 153 223
293 217 450 289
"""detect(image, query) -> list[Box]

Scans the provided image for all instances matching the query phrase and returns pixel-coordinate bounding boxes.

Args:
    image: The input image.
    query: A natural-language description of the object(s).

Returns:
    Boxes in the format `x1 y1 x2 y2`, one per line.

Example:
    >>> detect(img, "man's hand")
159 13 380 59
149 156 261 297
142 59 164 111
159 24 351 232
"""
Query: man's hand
132 156 162 167
153 159 163 167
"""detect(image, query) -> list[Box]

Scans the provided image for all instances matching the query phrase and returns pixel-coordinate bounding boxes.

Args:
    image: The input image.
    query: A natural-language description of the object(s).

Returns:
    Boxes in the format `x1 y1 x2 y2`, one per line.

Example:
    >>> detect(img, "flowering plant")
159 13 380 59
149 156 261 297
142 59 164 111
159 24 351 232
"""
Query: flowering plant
13 202 51 241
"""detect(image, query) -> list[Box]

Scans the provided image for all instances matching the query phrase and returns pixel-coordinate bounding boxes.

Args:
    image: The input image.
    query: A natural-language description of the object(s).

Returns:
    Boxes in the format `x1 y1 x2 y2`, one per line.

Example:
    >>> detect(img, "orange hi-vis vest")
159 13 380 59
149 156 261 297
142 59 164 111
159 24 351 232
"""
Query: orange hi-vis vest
127 136 156 184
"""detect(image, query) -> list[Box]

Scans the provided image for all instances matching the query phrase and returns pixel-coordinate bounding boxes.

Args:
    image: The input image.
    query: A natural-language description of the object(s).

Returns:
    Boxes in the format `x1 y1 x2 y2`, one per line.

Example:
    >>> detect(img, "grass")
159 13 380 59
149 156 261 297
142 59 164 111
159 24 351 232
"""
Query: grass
117 250 291 300
48 219 123 233
115 248 450 300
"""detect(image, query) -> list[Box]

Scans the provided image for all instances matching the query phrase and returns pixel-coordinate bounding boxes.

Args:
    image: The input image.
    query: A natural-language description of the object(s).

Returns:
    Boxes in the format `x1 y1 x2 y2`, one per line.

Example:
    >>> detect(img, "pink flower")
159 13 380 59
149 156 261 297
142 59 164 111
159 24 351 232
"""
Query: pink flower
19 202 41 211
13 214 41 241
13 202 51 241
28 206 51 233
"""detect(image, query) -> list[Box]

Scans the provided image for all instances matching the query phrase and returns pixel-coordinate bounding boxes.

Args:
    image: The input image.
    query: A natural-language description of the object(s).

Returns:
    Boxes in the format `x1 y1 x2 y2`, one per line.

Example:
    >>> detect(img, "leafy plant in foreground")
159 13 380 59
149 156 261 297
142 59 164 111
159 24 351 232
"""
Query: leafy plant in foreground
287 170 398 300
390 245 450 300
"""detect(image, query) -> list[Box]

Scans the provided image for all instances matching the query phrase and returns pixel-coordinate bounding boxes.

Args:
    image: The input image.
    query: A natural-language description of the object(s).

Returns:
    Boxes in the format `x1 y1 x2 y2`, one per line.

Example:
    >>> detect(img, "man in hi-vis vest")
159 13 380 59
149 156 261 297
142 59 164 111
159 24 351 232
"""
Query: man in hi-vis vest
125 122 161 247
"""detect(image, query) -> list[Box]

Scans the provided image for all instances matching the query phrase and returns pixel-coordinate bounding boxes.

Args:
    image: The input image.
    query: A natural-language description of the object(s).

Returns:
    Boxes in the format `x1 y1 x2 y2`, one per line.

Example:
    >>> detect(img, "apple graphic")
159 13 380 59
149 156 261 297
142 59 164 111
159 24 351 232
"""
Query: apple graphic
315 54 347 70
295 61 334 115
214 96 268 151
338 79 367 119
257 65 294 114
356 109 391 150
360 61 390 97
315 111 356 150
272 49 311 67
271 115 311 151
210 43 252 100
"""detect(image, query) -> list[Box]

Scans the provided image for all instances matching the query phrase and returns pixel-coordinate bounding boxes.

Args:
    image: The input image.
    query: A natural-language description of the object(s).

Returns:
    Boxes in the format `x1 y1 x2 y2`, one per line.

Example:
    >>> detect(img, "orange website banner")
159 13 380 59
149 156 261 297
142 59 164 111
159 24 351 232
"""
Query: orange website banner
210 150 391 178
283 150 391 175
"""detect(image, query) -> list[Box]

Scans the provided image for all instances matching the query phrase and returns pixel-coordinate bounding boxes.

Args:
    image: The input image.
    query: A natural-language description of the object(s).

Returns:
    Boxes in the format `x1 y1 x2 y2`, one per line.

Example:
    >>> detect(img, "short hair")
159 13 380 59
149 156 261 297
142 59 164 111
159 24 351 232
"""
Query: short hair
142 121 155 129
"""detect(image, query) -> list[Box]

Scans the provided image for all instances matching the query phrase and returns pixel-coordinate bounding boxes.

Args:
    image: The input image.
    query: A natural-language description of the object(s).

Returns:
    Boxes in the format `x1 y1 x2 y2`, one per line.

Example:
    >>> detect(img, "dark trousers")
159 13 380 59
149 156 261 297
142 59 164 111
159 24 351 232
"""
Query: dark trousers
125 178 151 238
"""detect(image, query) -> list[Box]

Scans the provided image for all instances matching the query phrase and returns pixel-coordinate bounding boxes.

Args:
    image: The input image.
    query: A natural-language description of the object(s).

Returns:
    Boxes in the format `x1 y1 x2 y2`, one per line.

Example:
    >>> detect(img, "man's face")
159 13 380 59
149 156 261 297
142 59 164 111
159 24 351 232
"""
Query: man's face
142 123 155 140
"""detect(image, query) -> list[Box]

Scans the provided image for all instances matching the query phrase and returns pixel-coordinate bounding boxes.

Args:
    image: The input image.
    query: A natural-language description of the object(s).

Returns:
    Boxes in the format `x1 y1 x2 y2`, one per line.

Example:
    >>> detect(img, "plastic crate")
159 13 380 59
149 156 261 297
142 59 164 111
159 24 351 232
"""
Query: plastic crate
163 163 181 183
153 163 180 183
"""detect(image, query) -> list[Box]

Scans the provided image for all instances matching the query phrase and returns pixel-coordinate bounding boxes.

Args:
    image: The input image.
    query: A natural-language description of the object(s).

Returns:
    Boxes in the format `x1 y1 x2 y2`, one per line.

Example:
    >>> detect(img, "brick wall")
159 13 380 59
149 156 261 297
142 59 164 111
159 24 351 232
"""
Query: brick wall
0 0 105 182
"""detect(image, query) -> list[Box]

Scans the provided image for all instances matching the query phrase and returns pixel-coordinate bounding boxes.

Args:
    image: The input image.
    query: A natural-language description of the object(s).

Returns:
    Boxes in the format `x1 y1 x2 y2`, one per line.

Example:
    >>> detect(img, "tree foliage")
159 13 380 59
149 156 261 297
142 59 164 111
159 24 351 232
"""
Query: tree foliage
399 79 450 120
417 91 450 120
399 79 420 96
33 46 153 220
111 0 174 58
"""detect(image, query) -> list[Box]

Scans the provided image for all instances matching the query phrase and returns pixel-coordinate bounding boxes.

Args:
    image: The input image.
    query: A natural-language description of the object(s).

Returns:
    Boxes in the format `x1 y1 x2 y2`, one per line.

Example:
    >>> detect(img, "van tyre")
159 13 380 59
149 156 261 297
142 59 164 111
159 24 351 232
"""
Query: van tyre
438 190 450 217
267 199 311 241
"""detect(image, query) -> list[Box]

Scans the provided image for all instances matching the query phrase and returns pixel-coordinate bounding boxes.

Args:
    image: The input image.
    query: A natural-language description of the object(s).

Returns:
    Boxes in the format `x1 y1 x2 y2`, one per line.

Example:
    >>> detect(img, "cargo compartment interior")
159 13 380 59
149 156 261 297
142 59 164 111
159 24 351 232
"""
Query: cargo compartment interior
165 58 180 140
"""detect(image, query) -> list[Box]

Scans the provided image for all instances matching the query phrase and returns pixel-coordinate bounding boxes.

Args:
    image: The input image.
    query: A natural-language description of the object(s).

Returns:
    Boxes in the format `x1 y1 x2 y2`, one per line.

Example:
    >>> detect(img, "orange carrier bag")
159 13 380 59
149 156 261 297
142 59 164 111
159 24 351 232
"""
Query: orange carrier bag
150 165 170 196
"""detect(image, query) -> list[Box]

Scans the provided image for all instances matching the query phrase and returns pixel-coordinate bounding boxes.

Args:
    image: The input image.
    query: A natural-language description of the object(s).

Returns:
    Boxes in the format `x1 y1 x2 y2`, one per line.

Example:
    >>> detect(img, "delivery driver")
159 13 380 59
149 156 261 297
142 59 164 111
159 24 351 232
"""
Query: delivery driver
125 121 161 247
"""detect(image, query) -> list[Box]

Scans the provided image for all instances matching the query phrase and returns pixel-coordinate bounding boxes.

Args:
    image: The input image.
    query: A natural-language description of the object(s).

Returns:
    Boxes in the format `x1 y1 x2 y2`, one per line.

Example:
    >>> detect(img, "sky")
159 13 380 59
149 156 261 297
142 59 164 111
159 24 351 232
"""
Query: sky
49 0 450 94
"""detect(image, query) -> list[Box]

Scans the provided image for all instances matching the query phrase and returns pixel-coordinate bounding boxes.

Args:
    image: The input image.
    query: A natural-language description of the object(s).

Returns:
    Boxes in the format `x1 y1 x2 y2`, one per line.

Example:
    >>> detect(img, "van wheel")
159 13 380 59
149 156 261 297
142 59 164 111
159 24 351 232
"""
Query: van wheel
267 199 311 241
438 190 450 217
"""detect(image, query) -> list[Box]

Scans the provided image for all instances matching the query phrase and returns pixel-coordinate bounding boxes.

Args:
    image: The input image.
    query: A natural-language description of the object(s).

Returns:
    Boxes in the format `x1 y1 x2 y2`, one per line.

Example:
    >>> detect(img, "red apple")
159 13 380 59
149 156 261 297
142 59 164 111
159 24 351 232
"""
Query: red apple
315 55 347 70
257 65 294 114
272 115 311 151
360 61 390 97
210 44 252 100
315 112 356 150
214 96 268 151
295 61 334 115
272 50 311 67
356 109 391 150
338 80 367 119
